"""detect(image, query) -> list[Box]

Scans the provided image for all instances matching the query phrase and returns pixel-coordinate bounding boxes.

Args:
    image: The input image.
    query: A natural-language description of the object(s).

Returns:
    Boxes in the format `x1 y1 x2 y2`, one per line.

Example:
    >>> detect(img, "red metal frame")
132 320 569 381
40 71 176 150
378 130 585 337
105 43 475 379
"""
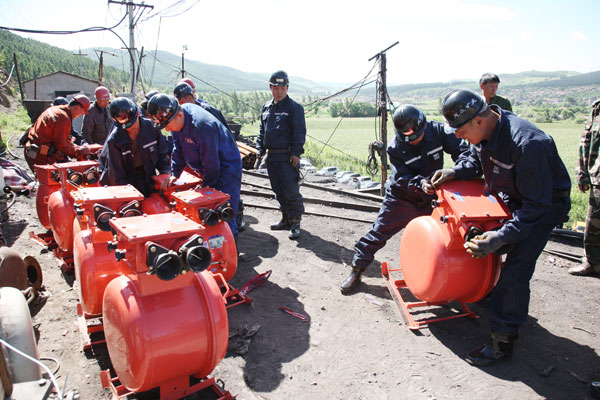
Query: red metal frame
76 303 105 350
29 230 75 273
100 369 235 400
382 262 478 330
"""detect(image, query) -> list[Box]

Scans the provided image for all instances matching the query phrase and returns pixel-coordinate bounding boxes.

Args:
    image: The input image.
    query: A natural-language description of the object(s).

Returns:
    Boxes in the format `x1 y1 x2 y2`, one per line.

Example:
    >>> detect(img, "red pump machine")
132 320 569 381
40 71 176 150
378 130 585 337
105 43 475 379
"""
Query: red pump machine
34 164 61 230
71 185 145 347
46 161 101 253
382 180 511 329
100 212 232 399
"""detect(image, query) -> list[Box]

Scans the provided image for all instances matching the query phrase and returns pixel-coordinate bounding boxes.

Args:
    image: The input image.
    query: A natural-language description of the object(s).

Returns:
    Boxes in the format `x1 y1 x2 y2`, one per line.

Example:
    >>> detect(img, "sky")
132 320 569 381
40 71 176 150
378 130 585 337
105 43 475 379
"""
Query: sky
1 0 599 86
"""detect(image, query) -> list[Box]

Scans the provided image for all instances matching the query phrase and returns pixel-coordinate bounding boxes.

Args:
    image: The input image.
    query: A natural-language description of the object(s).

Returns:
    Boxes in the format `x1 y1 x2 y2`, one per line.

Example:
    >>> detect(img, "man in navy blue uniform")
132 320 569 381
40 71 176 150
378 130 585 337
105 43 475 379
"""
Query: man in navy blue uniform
99 97 171 197
147 94 242 237
432 89 571 366
340 105 478 293
255 70 306 240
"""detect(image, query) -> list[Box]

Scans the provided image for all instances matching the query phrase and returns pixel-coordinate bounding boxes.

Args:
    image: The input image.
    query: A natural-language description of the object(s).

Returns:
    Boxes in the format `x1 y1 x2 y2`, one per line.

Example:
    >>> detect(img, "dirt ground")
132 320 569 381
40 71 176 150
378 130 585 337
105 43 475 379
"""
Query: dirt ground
2 142 600 400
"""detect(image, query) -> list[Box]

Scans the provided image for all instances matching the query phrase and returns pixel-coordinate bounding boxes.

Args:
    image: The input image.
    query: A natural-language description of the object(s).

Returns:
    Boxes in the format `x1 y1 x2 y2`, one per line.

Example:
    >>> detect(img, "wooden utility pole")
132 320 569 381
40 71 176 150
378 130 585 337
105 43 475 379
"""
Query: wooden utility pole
181 45 187 79
368 41 399 196
94 49 118 84
73 48 88 76
108 0 154 95
12 53 24 102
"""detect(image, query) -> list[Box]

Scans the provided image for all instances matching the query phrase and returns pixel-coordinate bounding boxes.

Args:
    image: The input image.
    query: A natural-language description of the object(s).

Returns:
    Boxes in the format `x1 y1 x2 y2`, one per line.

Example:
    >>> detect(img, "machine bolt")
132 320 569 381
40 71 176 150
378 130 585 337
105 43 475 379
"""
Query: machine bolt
150 246 156 253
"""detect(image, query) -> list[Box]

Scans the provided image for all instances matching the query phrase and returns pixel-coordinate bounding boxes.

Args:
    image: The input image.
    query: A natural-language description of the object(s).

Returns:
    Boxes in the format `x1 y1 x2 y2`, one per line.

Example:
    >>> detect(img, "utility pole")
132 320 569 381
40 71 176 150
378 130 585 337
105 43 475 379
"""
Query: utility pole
108 0 153 95
181 45 188 79
368 41 399 196
94 49 118 84
73 48 88 76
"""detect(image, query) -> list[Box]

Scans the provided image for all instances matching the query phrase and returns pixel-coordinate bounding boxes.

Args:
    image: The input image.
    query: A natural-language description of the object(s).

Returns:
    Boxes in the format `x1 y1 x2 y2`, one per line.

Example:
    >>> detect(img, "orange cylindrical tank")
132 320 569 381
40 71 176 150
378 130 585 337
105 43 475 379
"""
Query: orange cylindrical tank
103 265 228 392
35 165 61 230
48 190 76 252
73 229 129 316
400 216 501 303
399 179 511 304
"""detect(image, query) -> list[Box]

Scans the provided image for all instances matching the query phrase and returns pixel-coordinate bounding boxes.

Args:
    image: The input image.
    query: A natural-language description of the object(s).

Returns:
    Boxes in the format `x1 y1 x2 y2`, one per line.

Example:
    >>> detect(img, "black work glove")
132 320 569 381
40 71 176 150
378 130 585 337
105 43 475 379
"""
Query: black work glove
464 231 504 258
431 168 456 188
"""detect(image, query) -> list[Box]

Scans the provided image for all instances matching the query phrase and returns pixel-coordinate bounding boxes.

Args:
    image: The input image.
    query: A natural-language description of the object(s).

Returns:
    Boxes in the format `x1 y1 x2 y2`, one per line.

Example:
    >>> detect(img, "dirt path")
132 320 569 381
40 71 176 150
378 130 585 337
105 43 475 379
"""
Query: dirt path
3 152 599 400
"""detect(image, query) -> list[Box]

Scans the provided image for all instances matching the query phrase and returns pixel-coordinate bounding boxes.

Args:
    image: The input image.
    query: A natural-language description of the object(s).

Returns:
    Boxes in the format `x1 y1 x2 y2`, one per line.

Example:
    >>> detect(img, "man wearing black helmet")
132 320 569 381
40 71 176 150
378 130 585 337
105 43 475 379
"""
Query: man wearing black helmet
98 97 171 196
147 93 242 237
173 81 232 136
431 89 571 367
340 105 478 293
256 70 306 240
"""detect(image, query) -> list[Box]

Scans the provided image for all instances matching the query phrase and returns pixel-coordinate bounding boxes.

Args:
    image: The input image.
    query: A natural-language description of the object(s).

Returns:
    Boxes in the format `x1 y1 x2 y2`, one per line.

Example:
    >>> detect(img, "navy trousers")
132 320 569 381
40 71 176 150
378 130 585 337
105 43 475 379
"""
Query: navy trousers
266 159 304 219
353 192 432 268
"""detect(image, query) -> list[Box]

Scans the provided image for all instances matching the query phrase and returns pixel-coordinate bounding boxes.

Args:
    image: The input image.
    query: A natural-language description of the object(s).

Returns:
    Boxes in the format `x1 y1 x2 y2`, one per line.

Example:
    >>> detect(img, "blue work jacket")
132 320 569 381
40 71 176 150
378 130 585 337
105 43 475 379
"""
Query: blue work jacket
170 104 242 189
257 95 306 161
453 106 571 244
99 116 170 196
387 120 479 202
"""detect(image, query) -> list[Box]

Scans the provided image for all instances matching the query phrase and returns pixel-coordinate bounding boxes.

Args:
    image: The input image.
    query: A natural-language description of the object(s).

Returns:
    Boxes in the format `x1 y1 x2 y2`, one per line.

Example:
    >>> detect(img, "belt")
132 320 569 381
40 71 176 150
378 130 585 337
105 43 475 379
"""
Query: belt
553 189 570 198
266 148 290 154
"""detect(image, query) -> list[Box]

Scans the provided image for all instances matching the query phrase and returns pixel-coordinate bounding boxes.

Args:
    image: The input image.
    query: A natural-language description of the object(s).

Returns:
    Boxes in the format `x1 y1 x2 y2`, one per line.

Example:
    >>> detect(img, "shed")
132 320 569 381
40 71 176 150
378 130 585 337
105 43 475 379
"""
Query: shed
23 71 99 101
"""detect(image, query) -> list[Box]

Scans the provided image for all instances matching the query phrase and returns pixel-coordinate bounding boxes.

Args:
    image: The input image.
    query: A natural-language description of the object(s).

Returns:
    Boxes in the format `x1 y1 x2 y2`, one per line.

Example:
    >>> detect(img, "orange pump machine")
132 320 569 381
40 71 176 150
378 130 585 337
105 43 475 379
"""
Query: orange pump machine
141 171 203 215
382 179 511 329
72 185 145 320
34 164 61 230
170 186 237 281
102 212 229 398
47 160 101 253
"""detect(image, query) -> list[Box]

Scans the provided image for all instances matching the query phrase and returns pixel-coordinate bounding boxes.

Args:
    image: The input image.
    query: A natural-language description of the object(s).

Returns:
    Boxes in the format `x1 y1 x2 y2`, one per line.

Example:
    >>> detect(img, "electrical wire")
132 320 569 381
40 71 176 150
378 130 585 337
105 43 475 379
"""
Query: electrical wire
0 12 127 35
0 64 15 87
0 339 63 399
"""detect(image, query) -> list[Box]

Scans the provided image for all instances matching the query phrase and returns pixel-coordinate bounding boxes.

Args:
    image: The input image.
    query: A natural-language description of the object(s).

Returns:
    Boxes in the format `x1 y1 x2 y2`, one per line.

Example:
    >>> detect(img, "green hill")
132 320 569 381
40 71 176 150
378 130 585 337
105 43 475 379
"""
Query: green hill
0 30 128 87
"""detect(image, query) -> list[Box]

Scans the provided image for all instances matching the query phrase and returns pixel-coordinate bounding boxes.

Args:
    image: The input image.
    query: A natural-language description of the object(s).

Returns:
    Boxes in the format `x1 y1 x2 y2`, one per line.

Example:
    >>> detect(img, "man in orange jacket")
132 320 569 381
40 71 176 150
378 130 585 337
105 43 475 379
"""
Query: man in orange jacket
24 94 93 172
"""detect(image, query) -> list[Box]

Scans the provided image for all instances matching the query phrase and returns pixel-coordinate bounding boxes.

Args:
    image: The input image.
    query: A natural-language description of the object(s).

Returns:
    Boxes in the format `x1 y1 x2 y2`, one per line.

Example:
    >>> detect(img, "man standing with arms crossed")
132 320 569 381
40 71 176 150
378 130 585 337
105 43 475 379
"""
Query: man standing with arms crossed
255 70 306 240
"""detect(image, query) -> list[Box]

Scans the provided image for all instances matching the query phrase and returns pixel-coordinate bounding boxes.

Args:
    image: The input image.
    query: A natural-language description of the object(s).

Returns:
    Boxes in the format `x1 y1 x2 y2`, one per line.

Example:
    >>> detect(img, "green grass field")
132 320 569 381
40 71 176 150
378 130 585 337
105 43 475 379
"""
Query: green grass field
241 116 587 225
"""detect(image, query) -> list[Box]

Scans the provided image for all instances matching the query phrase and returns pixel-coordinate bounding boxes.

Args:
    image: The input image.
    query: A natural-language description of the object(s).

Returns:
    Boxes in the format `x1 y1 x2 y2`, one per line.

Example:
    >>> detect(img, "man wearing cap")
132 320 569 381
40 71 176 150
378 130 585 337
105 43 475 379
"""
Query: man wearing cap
99 97 170 197
23 95 93 172
147 94 242 237
255 70 306 240
174 79 232 136
82 86 113 145
340 105 478 293
480 73 512 111
432 89 571 366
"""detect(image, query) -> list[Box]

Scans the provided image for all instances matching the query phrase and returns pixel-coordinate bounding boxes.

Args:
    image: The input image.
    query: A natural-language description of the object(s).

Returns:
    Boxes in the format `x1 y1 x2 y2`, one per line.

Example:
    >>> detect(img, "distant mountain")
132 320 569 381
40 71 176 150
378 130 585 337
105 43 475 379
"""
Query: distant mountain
83 47 331 94
387 70 600 100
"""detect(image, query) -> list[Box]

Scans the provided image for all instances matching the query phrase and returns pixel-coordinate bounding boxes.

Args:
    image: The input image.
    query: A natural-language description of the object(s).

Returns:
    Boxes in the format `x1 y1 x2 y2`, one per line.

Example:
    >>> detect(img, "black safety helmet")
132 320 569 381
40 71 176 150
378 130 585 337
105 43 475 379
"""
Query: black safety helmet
140 90 160 111
173 82 194 100
145 90 160 101
51 96 68 106
442 89 487 133
268 70 289 86
109 97 139 129
147 94 180 129
393 105 426 143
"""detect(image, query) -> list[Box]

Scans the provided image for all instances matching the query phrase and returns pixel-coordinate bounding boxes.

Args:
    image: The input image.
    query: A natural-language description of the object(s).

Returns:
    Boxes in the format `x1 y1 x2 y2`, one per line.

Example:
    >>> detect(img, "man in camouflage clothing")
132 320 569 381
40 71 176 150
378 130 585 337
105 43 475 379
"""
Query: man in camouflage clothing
572 99 600 276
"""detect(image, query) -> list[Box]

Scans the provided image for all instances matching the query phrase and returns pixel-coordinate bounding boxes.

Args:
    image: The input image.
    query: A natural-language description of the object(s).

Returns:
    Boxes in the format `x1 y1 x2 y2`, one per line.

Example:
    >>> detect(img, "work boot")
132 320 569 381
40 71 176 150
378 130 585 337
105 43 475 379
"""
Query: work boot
270 212 290 231
591 381 600 399
568 261 600 276
288 217 301 240
465 332 518 367
339 265 365 294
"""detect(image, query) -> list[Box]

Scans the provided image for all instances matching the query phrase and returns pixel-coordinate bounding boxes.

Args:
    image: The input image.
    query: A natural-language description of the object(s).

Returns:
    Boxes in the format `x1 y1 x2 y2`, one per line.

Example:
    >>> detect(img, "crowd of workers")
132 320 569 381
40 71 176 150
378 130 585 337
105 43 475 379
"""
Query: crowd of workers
21 71 599 392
